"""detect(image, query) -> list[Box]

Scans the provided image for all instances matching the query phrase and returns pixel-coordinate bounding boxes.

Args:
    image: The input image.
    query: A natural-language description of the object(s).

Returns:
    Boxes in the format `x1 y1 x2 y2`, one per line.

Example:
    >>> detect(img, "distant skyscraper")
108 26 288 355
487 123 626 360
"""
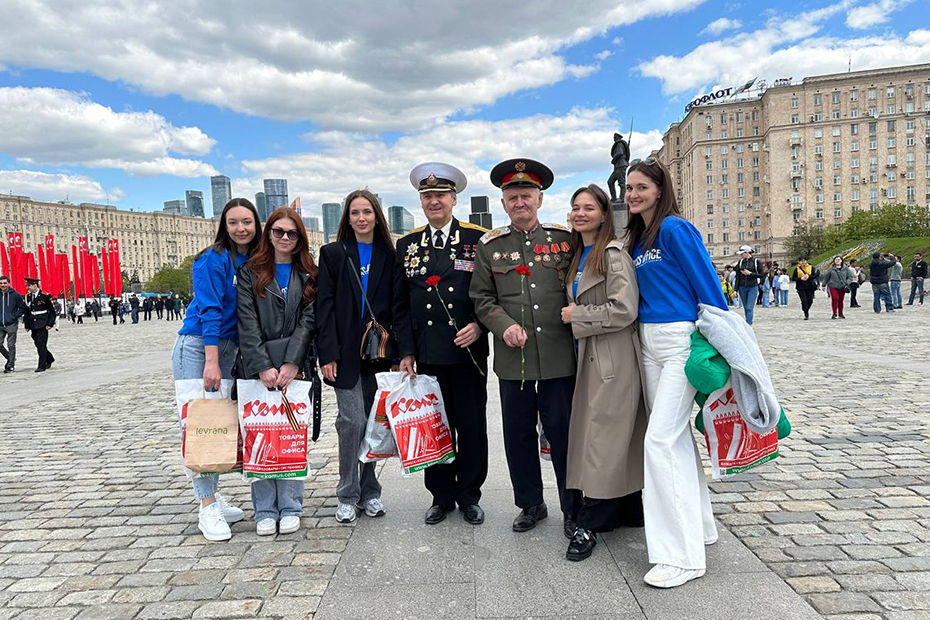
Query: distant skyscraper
255 192 267 221
308 217 321 231
388 206 415 235
469 195 492 229
163 199 186 215
185 190 205 218
322 202 342 243
263 179 288 214
210 175 231 216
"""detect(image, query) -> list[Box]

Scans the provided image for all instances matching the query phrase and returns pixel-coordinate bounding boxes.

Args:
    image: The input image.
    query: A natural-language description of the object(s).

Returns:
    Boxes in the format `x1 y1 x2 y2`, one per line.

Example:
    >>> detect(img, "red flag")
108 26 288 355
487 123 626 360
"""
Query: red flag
45 235 57 296
78 237 90 298
101 247 110 296
9 233 24 294
90 255 101 295
58 254 71 299
1 242 8 280
23 253 37 279
38 243 48 286
71 246 81 300
111 239 122 296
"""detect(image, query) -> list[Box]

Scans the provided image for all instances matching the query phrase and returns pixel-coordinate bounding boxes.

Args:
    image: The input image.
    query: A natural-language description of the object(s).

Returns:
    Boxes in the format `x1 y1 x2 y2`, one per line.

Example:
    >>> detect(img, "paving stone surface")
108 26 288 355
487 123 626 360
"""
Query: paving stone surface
0 288 927 618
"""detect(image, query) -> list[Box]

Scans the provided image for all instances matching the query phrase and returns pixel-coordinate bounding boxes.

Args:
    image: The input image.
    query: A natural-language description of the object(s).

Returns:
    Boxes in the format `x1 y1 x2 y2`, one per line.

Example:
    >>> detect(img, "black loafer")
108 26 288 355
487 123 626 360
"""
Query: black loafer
566 528 597 562
425 504 450 525
512 502 548 532
563 515 577 540
460 504 485 525
34 367 45 373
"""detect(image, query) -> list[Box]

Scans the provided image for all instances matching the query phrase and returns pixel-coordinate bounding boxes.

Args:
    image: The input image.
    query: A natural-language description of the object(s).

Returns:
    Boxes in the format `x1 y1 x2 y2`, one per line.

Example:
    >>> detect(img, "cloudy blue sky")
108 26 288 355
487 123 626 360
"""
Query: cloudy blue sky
1 0 929 226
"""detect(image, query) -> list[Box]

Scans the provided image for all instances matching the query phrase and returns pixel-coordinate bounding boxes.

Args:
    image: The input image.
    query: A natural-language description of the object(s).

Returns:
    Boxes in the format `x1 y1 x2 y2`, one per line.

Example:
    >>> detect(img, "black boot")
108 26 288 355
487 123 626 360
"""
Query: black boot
566 528 597 562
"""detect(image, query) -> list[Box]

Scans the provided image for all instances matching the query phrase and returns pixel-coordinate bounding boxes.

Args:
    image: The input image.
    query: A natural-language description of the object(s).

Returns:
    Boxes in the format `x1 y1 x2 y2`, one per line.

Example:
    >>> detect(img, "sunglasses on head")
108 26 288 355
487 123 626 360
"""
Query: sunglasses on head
271 227 300 240
629 157 658 168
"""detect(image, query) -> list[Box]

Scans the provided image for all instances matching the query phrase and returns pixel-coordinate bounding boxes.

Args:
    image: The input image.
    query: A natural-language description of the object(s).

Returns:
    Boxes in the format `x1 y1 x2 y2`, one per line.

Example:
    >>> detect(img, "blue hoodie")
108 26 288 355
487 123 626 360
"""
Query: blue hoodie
632 215 729 323
178 248 248 345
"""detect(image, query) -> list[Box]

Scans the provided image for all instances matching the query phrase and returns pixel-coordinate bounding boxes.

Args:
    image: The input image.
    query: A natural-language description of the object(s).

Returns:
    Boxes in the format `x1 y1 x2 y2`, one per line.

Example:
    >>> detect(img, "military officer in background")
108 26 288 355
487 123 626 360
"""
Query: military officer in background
23 276 56 372
469 158 579 536
394 162 490 526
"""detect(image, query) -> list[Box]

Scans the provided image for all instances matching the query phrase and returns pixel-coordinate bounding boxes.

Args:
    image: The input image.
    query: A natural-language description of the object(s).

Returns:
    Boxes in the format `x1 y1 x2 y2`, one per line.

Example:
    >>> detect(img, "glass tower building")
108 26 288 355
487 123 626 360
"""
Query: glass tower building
185 190 205 218
210 175 231 217
263 179 288 215
322 202 342 243
388 206 415 235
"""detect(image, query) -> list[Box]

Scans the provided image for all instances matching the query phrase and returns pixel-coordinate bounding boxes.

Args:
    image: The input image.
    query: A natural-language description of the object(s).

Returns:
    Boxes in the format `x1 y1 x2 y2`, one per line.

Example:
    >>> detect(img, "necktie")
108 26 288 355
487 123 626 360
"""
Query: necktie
434 230 444 248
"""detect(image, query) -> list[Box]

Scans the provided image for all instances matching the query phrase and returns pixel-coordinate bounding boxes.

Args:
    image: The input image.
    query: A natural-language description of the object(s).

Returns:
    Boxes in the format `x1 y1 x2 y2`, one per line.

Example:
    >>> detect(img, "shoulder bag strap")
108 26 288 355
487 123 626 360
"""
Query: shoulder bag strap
342 243 379 325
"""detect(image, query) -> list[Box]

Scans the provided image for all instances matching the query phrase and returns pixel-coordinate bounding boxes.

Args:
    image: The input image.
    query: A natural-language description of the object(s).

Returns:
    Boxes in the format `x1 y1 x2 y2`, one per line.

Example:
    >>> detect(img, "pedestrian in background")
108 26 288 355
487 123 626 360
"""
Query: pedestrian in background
776 268 790 307
792 258 817 320
316 189 405 525
761 268 773 308
868 252 896 314
719 272 734 306
155 295 165 319
624 158 727 588
237 207 318 537
560 184 646 563
907 252 926 305
74 299 85 324
0 275 25 373
108 297 120 325
821 255 851 320
23 277 56 372
90 298 101 322
890 255 904 309
735 246 762 324
847 259 862 308
173 197 261 542
725 265 739 307
129 294 140 323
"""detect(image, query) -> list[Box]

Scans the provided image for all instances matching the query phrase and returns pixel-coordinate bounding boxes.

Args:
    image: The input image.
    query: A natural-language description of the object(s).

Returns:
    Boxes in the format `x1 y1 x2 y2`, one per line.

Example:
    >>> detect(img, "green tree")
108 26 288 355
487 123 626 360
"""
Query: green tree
783 219 827 260
823 204 930 247
146 256 194 295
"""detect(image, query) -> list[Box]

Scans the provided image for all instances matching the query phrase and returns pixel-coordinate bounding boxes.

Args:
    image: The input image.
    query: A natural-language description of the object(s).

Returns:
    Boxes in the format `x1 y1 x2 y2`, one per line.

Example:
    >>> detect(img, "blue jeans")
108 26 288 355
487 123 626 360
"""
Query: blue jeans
762 285 770 308
890 281 902 307
251 479 304 521
171 334 238 499
738 285 759 324
872 283 894 313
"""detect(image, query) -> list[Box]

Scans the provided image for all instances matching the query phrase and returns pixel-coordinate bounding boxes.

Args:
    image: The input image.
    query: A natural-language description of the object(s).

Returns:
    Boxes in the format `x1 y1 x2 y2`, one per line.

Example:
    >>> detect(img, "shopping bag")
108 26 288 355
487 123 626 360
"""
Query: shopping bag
238 379 312 480
703 383 778 479
184 398 239 473
382 373 455 475
175 379 242 480
359 372 402 463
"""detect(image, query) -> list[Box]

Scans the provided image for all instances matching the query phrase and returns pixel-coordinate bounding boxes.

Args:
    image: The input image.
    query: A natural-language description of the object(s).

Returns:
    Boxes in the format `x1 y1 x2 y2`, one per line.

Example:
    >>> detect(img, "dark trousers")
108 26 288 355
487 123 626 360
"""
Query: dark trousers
908 278 925 304
849 282 860 306
143 309 152 320
576 491 644 532
797 288 815 317
156 309 163 319
111 313 118 325
131 308 139 323
499 375 579 517
31 328 54 369
419 361 489 508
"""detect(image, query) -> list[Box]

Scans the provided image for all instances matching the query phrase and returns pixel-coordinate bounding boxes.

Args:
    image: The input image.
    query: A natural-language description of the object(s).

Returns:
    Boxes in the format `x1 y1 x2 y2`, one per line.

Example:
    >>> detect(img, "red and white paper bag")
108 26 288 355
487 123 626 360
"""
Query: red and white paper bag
703 383 779 479
237 379 313 480
382 373 455 475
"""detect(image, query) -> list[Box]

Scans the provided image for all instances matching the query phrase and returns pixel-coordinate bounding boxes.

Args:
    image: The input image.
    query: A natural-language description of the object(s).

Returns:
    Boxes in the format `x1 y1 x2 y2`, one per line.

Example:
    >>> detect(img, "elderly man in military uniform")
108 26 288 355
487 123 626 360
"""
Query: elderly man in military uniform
469 158 579 535
394 162 490 526
23 276 56 372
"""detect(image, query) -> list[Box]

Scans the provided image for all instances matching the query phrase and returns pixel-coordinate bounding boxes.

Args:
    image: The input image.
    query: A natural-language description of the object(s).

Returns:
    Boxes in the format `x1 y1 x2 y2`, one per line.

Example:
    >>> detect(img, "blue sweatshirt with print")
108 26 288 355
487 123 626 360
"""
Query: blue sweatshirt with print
178 248 247 345
632 216 729 323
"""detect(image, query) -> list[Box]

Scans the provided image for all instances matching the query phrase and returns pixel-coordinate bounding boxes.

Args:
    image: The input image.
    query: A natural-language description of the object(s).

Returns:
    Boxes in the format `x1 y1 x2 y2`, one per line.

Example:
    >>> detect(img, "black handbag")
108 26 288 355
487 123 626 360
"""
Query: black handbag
345 250 396 362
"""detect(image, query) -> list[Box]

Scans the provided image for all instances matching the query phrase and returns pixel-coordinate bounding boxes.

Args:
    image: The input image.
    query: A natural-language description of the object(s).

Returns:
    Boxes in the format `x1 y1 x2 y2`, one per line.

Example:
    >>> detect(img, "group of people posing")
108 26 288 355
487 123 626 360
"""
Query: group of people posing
173 156 735 589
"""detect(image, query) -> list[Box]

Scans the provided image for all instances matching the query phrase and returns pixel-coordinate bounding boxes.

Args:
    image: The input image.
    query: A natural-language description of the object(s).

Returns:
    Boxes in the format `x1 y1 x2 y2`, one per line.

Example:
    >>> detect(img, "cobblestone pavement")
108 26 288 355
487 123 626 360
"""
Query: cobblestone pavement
0 292 928 619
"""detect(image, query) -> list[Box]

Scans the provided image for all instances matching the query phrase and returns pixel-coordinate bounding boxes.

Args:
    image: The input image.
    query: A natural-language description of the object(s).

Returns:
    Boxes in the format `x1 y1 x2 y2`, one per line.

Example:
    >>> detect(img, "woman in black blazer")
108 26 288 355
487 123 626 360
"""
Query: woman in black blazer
316 189 413 524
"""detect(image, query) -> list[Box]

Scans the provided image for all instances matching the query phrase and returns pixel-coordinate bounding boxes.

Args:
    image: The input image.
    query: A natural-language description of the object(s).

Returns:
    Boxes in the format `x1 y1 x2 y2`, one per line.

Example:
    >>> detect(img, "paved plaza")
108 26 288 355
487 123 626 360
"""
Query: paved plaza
1 291 929 619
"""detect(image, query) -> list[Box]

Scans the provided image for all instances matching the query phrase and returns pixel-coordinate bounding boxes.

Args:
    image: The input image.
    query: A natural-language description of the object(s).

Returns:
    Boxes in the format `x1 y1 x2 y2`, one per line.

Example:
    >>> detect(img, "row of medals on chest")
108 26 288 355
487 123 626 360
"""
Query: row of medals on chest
493 241 570 264
404 230 476 276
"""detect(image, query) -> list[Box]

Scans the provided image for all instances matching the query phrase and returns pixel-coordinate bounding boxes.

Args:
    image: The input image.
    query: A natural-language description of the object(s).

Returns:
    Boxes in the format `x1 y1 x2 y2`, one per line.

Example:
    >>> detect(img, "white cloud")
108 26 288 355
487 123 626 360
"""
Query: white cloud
595 50 614 61
846 0 913 29
0 0 707 131
637 1 930 96
0 87 217 177
0 170 124 203
235 107 663 226
700 17 743 36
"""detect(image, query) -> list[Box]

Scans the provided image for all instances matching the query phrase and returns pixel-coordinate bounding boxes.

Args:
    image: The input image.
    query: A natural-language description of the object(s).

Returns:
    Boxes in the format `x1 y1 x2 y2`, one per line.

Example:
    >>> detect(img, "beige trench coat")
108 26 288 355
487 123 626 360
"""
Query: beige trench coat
565 240 647 499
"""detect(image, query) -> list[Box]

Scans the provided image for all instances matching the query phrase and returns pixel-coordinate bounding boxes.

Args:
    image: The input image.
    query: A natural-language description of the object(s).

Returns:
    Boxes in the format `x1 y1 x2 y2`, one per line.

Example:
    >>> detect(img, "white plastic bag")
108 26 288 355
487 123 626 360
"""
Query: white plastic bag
359 371 402 463
237 379 313 480
174 378 238 481
703 382 779 479
382 373 455 475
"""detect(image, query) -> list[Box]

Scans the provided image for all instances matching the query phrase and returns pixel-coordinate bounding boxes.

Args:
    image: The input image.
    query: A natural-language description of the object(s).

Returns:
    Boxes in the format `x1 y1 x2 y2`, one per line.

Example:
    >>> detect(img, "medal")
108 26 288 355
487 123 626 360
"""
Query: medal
423 255 430 263
543 255 551 262
546 233 553 242
420 267 427 275
493 252 501 260
550 243 560 254
510 252 520 260
553 254 561 261
411 257 419 267
561 241 570 252
535 255 542 262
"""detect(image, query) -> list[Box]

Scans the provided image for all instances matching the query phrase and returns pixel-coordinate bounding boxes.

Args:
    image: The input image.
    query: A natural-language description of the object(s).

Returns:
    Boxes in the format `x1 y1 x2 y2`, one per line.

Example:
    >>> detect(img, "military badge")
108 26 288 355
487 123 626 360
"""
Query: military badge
561 242 570 252
493 252 501 260
510 252 520 261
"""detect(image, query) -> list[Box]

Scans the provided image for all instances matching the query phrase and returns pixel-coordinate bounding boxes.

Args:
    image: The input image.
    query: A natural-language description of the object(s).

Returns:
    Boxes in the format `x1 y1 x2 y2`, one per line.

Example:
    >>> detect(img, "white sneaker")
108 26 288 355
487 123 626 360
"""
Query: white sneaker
198 502 231 542
214 493 244 524
256 517 277 536
358 498 385 518
643 564 705 588
279 515 301 534
335 503 358 523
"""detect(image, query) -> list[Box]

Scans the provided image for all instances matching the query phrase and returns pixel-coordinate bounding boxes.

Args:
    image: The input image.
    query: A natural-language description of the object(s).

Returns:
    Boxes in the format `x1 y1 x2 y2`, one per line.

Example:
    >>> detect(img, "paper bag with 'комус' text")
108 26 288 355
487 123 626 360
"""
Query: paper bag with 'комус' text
183 395 240 474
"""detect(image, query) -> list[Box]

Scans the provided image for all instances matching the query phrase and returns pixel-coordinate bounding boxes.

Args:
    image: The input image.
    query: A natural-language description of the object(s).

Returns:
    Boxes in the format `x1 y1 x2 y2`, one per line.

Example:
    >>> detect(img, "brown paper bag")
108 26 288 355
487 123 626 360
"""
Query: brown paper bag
183 398 239 473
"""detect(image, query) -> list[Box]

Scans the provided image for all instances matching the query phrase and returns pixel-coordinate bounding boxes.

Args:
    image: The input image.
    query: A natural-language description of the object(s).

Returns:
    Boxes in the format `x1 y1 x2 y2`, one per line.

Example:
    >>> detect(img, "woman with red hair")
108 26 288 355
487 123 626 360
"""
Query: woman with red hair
237 207 318 536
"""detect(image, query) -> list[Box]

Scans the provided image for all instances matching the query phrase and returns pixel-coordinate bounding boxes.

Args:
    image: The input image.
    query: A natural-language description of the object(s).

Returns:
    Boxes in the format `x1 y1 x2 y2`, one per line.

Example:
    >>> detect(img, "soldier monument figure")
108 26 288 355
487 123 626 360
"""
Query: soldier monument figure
607 132 630 203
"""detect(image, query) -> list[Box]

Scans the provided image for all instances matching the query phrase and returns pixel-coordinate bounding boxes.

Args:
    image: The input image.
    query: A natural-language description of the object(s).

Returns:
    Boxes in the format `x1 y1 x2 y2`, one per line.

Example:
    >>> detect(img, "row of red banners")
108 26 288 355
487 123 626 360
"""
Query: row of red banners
0 233 122 298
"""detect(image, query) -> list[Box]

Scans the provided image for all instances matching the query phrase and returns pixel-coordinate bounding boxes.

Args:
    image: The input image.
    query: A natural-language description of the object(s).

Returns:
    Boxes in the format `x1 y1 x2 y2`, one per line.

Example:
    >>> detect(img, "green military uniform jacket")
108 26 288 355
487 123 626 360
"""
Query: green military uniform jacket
469 222 576 381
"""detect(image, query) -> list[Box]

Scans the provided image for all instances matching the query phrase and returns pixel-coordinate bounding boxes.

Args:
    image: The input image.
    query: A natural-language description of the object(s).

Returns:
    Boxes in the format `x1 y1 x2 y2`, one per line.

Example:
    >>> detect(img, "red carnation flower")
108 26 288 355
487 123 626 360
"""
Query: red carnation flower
426 275 441 286
515 266 531 277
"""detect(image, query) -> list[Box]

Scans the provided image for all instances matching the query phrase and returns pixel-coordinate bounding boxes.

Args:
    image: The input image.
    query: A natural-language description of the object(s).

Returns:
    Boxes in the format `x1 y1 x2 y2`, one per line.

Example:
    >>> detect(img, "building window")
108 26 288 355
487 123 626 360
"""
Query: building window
707 205 714 214
790 97 799 109
816 208 824 218
814 94 822 105
886 86 895 98
723 232 730 242
832 110 841 120
834 206 842 217
791 114 800 124
851 157 860 168
706 233 714 243
868 88 877 100
832 125 841 136
852 189 860 201
887 120 896 131
851 123 859 135
722 218 729 228
888 138 896 148
722 247 731 257
851 109 859 118
833 142 841 153
707 219 715 228
814 128 823 138
834 192 842 202
850 90 858 102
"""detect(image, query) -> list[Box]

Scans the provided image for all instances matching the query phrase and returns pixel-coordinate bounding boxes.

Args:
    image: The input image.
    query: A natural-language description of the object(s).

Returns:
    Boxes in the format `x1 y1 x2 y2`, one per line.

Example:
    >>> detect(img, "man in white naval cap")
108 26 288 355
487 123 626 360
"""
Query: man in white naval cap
393 162 490 526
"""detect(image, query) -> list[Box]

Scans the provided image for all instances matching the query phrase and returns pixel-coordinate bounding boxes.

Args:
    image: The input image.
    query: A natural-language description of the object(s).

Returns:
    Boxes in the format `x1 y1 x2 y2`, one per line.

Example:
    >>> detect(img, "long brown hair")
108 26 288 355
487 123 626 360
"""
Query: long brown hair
624 160 682 253
195 198 262 260
336 189 394 248
248 207 318 303
567 184 616 279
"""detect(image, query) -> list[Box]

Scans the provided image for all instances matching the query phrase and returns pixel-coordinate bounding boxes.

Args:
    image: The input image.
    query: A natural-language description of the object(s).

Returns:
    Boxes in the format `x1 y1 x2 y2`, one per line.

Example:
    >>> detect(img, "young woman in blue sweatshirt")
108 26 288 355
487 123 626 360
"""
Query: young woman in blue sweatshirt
173 198 261 542
625 159 729 589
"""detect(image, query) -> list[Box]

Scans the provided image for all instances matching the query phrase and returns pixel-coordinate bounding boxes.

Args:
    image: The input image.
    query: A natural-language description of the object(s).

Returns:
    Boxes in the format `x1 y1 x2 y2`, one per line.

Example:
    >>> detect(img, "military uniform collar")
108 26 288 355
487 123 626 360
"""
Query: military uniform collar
510 221 541 238
428 219 453 242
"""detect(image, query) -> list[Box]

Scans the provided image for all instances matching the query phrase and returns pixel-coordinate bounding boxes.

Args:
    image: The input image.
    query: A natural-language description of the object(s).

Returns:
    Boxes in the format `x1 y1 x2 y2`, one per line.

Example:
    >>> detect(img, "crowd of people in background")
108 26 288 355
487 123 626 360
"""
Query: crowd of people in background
718 250 927 323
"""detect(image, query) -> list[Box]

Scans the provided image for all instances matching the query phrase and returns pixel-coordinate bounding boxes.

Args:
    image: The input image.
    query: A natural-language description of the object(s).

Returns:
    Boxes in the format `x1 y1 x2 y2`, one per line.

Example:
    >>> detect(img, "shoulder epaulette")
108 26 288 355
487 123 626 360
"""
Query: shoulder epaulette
409 225 427 234
542 222 569 232
480 226 511 245
459 222 489 233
